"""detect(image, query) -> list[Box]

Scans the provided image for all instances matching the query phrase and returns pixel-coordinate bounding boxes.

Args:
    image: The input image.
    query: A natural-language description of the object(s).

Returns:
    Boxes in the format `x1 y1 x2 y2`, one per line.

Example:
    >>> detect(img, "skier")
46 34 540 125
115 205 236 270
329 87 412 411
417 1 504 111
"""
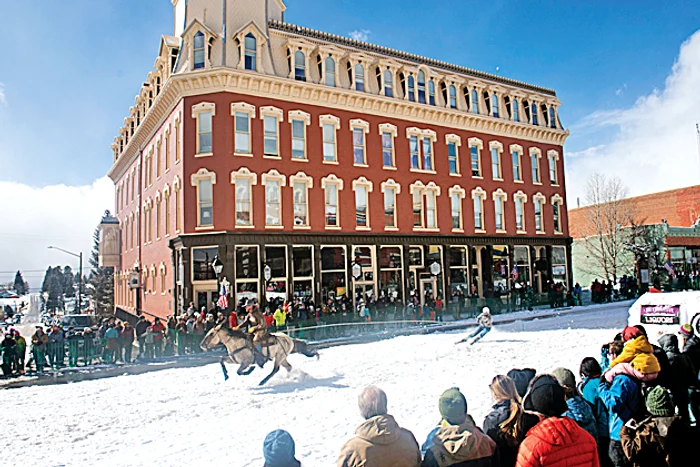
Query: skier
456 307 493 345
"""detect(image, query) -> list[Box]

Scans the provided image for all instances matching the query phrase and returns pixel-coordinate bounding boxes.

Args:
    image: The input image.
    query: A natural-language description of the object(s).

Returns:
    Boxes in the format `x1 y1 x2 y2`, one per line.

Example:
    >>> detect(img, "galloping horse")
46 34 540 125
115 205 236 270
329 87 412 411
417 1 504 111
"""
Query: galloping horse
200 324 318 385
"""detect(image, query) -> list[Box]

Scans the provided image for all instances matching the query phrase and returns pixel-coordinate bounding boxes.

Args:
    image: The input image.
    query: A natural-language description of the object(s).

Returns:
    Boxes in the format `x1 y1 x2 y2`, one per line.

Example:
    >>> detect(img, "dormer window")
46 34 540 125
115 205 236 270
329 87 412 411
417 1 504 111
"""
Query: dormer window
294 51 306 81
325 57 336 86
408 75 416 102
244 33 257 71
417 71 426 104
193 32 205 69
384 70 393 97
355 64 365 92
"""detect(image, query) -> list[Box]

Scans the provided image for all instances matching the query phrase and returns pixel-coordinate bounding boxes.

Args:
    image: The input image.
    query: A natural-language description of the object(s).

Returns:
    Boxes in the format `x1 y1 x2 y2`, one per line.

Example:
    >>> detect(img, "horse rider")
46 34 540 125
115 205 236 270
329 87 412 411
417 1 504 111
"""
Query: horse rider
235 305 269 363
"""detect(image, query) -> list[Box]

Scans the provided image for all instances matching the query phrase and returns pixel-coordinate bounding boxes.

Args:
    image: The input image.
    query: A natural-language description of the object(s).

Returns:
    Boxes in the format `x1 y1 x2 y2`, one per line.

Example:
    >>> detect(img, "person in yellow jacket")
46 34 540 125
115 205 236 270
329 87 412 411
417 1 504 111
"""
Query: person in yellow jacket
604 325 660 383
273 307 287 331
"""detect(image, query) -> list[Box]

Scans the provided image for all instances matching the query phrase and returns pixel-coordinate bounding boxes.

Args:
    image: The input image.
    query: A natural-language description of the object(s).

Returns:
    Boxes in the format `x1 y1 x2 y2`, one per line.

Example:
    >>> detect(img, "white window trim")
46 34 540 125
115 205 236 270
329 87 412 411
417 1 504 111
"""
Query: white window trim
230 167 258 229
320 114 341 164
261 169 287 229
530 147 543 185
513 190 528 234
547 149 560 186
489 140 504 181
289 171 313 229
352 176 373 230
492 188 508 233
471 186 487 233
231 102 256 157
190 168 216 230
379 123 398 169
350 119 370 167
407 128 437 173
446 134 462 176
410 181 441 232
510 144 524 183
191 102 216 157
289 110 311 162
551 194 564 235
260 106 284 159
380 178 401 231
174 113 182 164
448 185 466 233
533 192 547 234
468 137 484 179
321 174 344 230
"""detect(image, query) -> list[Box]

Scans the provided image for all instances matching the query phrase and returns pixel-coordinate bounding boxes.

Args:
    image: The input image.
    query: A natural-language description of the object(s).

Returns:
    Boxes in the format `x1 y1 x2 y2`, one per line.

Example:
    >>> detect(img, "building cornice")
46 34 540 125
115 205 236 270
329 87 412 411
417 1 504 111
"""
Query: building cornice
108 68 569 181
268 20 557 97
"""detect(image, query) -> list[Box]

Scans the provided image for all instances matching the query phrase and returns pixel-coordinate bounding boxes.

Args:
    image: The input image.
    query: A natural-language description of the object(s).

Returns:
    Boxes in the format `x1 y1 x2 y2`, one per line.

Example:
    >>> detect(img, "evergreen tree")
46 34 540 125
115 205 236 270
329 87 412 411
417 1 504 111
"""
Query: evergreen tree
13 271 27 295
89 214 114 317
63 265 75 297
40 266 64 311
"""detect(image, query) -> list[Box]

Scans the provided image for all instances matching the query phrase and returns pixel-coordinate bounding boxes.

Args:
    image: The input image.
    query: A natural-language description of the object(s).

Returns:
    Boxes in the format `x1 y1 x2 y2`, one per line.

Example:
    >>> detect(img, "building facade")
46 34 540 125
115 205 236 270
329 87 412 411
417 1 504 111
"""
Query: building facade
107 0 571 319
569 185 700 287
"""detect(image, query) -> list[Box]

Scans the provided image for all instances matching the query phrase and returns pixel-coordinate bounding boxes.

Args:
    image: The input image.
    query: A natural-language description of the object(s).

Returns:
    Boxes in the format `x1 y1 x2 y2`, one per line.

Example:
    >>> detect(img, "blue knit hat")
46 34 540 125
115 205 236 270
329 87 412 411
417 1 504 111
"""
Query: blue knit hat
263 430 298 467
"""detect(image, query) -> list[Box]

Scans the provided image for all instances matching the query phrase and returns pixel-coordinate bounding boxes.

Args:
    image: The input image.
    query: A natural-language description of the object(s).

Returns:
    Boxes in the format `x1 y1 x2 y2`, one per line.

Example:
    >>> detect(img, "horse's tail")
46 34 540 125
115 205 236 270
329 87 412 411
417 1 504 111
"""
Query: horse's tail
292 338 319 359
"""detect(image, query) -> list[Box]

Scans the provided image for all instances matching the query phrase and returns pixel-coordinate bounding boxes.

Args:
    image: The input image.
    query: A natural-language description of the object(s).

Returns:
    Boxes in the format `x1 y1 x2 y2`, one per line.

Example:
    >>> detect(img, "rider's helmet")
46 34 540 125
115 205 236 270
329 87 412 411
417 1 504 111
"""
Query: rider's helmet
482 307 490 315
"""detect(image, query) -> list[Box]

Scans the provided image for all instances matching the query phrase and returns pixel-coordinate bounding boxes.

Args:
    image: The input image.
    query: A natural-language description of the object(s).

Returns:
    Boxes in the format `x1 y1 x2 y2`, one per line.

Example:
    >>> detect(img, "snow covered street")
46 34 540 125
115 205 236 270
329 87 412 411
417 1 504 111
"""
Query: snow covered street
2 302 629 466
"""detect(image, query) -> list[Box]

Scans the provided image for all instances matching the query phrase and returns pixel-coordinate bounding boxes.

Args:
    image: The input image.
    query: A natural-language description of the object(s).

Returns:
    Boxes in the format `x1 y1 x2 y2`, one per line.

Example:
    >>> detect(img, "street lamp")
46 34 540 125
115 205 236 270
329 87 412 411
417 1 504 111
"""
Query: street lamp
211 255 224 308
47 246 83 314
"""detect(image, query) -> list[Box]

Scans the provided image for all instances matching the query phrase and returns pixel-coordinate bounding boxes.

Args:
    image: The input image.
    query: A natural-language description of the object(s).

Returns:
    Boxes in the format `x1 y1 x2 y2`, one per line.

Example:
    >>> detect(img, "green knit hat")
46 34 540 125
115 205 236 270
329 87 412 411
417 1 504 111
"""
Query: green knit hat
439 388 467 425
646 386 674 417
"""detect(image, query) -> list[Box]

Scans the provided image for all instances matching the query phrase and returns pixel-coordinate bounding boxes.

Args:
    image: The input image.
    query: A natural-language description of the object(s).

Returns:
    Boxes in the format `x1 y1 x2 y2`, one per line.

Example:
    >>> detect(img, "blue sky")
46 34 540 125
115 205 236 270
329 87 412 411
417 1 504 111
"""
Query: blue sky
1 0 700 284
0 0 698 186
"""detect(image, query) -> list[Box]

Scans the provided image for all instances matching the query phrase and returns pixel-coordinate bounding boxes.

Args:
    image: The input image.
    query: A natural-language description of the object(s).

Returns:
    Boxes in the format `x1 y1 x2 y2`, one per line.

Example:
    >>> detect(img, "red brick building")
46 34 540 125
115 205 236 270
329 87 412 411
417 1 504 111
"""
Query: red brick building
107 0 571 319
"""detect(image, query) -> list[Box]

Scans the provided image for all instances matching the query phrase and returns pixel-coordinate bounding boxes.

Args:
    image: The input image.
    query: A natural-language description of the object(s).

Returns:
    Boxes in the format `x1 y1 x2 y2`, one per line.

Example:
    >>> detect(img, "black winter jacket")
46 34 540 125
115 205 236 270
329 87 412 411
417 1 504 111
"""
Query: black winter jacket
659 334 697 389
482 400 540 467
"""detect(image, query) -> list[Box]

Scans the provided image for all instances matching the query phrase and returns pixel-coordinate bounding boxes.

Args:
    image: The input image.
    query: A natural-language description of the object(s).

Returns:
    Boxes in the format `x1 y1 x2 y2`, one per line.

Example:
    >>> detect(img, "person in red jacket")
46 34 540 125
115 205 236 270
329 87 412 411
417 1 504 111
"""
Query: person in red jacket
516 374 599 467
228 311 238 329
150 318 166 358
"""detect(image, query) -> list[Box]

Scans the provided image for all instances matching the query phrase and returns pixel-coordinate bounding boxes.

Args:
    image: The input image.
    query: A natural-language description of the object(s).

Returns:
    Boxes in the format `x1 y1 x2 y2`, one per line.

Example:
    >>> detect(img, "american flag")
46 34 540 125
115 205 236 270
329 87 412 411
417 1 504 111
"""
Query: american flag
511 264 519 280
217 281 228 309
664 260 676 278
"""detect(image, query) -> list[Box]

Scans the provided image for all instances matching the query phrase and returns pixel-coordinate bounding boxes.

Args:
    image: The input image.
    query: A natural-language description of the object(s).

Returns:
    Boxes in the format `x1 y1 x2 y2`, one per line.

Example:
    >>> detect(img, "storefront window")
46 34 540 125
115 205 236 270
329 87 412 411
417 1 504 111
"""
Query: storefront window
192 247 217 281
292 246 313 300
551 246 567 285
492 246 509 295
379 246 403 302
264 246 287 301
235 246 259 305
513 246 531 288
408 246 423 267
321 246 346 302
449 246 469 298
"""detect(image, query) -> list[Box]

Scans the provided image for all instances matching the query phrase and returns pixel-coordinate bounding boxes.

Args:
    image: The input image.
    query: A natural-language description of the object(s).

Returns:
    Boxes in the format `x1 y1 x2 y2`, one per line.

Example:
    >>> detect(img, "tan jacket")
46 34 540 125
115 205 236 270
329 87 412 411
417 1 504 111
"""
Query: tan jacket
424 415 496 467
338 414 421 467
476 312 493 328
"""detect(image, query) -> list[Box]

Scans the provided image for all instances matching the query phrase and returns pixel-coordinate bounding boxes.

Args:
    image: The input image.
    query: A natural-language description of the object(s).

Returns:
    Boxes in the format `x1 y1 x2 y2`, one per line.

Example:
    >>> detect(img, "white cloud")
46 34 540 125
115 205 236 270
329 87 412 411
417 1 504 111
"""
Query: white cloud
566 30 700 206
349 29 371 42
0 177 114 289
614 83 627 96
0 82 6 105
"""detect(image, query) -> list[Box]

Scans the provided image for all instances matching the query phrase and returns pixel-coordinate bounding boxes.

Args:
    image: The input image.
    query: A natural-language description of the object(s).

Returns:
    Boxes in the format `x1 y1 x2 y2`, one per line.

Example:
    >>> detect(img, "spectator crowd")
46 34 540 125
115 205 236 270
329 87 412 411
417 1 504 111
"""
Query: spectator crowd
259 321 700 467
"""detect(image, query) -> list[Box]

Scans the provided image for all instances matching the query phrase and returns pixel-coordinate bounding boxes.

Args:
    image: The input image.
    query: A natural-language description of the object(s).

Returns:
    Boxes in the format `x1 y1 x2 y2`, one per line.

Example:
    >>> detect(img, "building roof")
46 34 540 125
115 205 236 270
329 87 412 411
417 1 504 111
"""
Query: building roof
568 184 700 239
268 20 557 97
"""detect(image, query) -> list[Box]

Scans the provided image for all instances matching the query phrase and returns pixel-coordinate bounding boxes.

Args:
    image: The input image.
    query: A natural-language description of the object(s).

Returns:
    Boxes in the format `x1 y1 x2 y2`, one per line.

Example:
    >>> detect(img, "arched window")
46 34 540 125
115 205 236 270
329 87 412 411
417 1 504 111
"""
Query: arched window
549 107 556 128
492 93 499 117
355 64 365 91
384 70 393 97
428 80 436 105
417 71 426 104
294 51 306 81
193 32 205 69
512 99 520 122
531 103 538 125
325 57 336 87
471 89 479 113
408 75 416 102
449 85 457 109
244 33 256 71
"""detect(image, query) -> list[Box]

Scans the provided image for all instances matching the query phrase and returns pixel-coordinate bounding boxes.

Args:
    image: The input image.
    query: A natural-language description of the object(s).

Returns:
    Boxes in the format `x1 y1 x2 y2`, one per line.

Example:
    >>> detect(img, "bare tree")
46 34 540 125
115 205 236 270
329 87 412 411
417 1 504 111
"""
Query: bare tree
579 173 635 282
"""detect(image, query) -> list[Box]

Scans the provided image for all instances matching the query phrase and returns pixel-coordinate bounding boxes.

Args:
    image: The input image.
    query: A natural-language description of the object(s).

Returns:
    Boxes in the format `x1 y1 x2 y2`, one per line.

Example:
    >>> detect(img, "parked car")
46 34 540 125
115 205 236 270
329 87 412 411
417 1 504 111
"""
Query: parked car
60 314 98 329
